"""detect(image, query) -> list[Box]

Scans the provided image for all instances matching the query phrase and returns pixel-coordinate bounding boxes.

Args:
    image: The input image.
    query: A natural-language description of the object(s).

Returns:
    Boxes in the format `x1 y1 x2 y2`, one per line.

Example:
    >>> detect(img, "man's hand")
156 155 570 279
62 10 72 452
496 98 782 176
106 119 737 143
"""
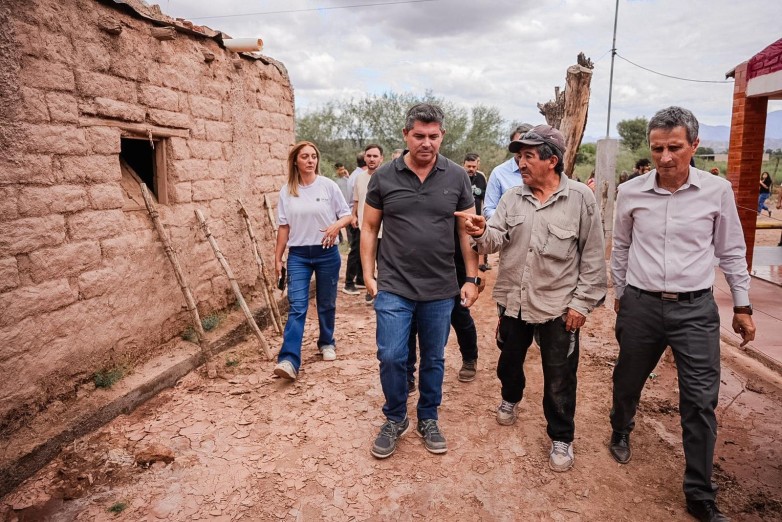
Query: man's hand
460 282 479 308
732 313 756 347
563 308 586 332
365 277 378 298
350 215 358 228
614 298 620 313
454 211 486 237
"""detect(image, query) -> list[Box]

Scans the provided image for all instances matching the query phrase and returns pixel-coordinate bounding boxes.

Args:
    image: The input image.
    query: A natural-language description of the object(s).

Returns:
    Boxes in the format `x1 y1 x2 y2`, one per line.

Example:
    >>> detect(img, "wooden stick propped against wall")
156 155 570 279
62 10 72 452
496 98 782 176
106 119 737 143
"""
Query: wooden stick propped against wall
195 209 272 360
263 194 278 234
238 199 284 335
140 183 206 341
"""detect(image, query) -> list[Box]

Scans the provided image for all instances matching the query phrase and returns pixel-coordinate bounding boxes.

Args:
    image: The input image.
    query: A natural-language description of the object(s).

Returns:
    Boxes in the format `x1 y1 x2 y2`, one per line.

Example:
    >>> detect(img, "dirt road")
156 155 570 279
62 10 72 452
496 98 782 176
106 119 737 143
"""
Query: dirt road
3 254 782 521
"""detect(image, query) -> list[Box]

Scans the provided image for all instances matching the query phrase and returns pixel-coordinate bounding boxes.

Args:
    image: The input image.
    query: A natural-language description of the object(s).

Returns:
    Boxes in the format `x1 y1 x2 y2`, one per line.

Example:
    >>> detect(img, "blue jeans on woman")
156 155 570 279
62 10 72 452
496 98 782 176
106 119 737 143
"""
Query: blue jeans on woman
277 245 341 371
374 291 453 423
758 192 770 214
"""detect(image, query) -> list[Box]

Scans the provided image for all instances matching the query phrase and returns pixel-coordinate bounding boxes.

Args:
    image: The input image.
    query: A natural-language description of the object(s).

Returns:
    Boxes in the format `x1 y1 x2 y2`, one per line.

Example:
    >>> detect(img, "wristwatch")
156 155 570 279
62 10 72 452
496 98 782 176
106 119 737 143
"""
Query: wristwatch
733 305 753 315
465 276 481 286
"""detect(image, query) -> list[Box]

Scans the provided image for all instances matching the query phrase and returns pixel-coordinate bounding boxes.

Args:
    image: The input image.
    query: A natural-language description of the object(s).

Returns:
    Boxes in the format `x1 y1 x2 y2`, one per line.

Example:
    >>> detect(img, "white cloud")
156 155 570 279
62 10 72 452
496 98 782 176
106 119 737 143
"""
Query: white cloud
162 0 782 139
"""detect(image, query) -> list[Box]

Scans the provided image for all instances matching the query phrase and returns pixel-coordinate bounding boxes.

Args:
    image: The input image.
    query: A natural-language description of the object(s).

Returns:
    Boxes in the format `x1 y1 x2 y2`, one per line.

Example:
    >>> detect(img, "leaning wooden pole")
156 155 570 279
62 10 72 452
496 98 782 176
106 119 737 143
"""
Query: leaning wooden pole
195 209 272 360
263 193 278 234
140 183 206 341
238 199 284 335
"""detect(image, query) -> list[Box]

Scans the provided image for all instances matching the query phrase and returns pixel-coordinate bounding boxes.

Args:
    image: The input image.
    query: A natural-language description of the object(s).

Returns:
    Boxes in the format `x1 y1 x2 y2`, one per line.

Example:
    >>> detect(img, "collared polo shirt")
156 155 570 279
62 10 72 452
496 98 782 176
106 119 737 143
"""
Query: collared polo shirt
365 153 474 301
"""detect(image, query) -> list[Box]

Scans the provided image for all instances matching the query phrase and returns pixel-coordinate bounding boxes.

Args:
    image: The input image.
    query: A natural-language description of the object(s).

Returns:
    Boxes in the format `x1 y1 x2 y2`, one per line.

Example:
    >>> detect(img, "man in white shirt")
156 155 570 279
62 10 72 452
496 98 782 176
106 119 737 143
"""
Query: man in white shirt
343 153 367 294
353 144 384 303
482 123 533 220
610 106 755 522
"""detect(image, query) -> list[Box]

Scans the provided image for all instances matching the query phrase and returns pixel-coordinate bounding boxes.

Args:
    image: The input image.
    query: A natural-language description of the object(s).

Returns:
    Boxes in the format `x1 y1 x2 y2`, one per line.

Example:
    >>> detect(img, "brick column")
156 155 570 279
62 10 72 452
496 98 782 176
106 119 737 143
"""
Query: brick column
726 61 768 270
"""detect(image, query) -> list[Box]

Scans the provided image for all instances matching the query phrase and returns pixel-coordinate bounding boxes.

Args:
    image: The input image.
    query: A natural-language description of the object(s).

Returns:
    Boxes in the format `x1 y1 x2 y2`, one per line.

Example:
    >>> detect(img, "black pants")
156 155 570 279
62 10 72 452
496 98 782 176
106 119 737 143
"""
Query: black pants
344 226 363 286
496 314 579 443
611 288 720 501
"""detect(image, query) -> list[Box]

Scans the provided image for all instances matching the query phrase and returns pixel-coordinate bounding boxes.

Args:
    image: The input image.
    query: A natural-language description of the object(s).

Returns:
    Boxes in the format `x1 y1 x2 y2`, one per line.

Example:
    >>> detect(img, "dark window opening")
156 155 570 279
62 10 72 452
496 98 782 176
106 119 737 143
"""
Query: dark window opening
121 137 157 196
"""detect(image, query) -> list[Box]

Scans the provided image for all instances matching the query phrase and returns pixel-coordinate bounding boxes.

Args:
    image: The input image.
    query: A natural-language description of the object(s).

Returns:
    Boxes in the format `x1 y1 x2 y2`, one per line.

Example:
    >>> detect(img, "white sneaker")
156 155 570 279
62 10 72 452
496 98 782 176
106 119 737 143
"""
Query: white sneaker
496 399 519 426
549 441 574 472
273 360 297 380
321 345 336 361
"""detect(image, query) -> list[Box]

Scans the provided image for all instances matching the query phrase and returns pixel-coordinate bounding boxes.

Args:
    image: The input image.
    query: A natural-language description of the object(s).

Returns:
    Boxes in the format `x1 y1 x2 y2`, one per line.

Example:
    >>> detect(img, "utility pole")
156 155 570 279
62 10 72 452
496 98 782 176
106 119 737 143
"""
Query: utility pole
605 0 620 138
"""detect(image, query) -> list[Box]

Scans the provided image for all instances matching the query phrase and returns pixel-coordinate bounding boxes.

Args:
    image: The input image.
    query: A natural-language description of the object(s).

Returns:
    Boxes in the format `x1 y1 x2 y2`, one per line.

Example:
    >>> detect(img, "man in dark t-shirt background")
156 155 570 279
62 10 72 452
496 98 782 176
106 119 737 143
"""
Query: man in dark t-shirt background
464 153 489 271
361 103 480 459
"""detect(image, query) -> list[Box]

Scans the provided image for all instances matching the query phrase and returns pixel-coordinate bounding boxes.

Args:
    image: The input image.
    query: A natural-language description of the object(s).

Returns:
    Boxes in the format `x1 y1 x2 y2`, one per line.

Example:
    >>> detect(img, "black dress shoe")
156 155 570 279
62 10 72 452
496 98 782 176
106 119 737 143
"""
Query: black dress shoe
686 499 729 521
609 432 631 463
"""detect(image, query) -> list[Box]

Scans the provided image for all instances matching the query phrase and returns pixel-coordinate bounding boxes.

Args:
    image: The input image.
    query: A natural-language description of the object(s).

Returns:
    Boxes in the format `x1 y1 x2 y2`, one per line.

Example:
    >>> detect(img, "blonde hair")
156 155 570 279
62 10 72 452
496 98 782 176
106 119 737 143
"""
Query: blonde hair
287 141 321 197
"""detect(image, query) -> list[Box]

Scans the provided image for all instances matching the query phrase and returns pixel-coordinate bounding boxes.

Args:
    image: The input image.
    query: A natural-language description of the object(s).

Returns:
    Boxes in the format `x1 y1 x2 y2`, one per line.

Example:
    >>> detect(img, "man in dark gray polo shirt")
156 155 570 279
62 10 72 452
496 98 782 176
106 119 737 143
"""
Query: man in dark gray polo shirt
361 103 480 459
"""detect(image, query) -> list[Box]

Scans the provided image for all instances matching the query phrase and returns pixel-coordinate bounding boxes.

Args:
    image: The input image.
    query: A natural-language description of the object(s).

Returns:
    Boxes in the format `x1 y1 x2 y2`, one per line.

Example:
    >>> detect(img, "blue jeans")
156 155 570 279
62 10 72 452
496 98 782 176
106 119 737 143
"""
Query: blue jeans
375 291 453 422
277 245 341 371
758 192 770 213
407 295 479 381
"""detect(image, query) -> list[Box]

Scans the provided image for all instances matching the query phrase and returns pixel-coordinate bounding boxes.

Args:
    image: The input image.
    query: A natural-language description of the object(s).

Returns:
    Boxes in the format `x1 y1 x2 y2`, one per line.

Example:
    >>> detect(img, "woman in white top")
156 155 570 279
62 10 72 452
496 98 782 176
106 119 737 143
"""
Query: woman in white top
273 141 352 380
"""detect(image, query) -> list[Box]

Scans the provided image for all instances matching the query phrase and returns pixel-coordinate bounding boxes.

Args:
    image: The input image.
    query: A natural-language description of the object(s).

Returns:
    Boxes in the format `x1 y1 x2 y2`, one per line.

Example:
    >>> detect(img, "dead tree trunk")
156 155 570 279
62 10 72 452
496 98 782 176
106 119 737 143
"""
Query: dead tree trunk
538 53 594 179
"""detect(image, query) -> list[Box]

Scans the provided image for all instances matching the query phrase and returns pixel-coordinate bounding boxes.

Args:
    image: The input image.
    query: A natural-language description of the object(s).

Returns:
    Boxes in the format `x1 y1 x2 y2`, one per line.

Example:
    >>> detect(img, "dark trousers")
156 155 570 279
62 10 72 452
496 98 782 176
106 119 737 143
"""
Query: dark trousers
344 226 363 286
496 314 579 443
406 296 479 381
611 288 721 501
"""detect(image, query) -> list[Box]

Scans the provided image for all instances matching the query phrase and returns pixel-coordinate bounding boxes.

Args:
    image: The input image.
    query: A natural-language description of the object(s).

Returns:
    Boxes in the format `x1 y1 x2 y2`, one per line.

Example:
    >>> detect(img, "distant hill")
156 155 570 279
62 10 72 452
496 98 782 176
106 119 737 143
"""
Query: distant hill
584 110 782 151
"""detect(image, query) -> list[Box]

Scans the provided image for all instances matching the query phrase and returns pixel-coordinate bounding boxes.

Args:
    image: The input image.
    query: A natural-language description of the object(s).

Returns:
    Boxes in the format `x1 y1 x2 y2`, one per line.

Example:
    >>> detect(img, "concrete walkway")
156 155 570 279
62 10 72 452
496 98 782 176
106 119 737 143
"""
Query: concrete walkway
714 264 782 371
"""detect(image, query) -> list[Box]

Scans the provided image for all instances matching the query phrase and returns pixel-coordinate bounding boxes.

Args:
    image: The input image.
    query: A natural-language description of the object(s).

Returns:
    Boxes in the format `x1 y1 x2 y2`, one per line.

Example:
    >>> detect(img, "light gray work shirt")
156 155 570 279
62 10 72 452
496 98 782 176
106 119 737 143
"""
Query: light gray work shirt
474 173 607 322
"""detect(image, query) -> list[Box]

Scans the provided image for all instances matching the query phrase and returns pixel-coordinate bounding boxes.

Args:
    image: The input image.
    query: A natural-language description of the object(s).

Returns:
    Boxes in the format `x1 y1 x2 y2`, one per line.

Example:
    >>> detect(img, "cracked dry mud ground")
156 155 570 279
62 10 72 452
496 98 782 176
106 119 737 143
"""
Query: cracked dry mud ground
3 254 782 521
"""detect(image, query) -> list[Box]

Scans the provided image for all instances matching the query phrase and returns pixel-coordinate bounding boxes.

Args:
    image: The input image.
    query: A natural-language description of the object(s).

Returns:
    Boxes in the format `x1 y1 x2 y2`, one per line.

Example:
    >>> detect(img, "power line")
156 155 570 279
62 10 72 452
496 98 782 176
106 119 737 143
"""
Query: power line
188 0 440 20
615 53 734 84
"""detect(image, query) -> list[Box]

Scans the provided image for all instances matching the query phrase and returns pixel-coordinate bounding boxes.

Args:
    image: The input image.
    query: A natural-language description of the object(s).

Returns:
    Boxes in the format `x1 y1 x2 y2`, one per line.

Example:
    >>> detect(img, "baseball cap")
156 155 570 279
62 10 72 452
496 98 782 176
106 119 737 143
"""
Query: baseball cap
509 125 566 154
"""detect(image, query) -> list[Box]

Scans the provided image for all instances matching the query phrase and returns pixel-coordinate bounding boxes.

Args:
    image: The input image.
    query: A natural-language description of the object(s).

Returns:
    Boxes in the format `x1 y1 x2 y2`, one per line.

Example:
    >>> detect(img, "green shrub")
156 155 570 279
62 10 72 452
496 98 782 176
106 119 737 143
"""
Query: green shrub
94 367 124 388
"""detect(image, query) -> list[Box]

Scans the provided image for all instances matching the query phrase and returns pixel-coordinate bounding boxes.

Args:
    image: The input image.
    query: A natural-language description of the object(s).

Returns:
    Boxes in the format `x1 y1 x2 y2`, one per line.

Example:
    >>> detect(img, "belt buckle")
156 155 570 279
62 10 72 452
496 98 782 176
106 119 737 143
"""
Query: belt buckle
661 292 678 301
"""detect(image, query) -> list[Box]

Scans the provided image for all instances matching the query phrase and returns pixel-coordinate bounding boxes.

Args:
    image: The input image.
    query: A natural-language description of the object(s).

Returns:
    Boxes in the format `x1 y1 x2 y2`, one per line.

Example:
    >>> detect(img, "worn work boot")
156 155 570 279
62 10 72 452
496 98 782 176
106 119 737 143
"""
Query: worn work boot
458 360 477 382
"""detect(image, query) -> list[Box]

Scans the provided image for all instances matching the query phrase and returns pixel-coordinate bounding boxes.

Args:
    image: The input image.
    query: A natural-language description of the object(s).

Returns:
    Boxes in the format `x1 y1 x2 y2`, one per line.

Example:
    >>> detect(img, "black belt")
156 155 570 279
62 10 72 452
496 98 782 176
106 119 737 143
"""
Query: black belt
629 285 712 302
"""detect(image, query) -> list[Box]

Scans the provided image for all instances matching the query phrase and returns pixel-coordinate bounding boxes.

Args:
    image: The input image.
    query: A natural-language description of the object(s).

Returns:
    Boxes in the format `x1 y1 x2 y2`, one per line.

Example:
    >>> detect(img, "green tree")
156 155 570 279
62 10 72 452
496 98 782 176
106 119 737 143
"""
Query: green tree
696 146 714 156
575 143 597 165
296 92 512 175
616 117 648 151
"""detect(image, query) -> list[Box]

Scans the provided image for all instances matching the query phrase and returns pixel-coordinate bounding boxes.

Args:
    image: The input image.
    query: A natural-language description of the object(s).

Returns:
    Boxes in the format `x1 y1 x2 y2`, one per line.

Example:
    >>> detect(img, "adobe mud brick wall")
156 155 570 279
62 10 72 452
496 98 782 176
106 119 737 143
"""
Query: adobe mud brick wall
0 0 294 434
727 61 768 269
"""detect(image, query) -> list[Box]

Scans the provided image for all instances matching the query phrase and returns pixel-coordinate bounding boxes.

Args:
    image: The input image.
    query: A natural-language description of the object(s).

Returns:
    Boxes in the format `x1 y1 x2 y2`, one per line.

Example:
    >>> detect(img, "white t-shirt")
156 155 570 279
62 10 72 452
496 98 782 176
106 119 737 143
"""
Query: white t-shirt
277 176 351 247
353 170 383 239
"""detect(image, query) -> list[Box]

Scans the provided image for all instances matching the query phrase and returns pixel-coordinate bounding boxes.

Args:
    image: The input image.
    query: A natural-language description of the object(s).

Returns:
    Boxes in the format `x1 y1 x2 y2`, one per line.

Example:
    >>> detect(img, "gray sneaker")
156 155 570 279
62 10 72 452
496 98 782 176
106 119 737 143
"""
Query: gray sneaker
549 440 574 472
458 360 477 382
320 345 336 361
496 399 519 425
416 419 447 454
371 417 410 459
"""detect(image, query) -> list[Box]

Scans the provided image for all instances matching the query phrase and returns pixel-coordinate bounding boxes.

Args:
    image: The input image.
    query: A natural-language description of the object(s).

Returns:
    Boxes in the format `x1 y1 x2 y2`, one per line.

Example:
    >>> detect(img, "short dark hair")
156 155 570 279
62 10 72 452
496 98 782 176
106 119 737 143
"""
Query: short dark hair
463 153 479 163
647 106 699 144
533 143 564 175
404 103 445 132
635 158 651 170
364 143 384 155
356 152 366 168
510 123 534 143
335 162 344 168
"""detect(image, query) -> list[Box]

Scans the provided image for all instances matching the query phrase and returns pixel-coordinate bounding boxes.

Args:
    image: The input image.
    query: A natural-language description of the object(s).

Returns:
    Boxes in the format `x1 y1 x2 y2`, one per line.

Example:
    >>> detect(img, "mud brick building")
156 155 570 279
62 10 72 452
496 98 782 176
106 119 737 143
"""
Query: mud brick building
0 0 294 434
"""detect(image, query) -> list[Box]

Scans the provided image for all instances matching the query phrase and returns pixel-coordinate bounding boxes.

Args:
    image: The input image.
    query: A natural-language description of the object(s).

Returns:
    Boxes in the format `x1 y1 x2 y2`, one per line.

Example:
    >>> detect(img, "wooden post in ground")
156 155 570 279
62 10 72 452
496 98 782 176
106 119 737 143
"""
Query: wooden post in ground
194 209 272 360
238 199 284 335
596 138 618 259
538 53 595 179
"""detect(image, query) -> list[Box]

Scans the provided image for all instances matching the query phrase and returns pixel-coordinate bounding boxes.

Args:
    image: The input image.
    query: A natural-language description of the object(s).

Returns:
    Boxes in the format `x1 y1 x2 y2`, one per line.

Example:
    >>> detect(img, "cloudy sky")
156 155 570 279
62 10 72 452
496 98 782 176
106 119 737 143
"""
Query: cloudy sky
159 0 781 139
